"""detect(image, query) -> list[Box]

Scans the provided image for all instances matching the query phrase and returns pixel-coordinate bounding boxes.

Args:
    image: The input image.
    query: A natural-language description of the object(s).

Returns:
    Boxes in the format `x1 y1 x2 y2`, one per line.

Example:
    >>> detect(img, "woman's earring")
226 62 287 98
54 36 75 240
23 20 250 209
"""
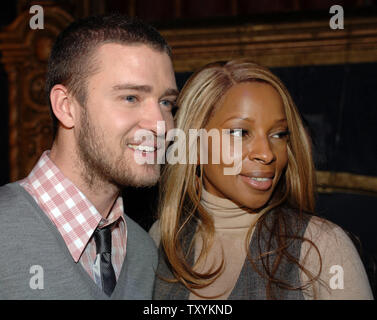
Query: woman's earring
195 165 203 199
195 165 201 177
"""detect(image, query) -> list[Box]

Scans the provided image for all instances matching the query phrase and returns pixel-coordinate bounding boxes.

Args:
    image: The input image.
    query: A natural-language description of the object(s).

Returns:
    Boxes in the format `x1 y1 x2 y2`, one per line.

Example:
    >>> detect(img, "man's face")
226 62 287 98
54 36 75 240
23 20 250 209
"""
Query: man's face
76 43 177 187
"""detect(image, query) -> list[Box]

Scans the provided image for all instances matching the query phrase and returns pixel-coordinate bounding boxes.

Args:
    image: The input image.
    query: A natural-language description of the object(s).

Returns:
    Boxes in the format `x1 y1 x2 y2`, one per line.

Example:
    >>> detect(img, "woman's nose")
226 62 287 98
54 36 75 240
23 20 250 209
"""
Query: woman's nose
247 135 275 164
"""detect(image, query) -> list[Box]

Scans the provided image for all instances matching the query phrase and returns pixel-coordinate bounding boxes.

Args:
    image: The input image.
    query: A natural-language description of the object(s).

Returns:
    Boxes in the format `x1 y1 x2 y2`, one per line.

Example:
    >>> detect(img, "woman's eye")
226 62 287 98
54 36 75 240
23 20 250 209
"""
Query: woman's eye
271 130 290 139
229 129 247 137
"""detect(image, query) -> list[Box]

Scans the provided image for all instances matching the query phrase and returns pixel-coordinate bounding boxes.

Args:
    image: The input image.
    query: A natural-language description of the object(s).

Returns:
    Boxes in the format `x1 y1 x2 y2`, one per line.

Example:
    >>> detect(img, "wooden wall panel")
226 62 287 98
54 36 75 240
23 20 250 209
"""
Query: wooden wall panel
160 16 377 72
0 5 73 181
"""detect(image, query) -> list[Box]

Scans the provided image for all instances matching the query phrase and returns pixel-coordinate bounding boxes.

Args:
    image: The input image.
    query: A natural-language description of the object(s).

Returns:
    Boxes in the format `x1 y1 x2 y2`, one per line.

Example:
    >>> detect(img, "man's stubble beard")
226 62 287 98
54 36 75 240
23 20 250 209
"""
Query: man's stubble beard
76 106 161 189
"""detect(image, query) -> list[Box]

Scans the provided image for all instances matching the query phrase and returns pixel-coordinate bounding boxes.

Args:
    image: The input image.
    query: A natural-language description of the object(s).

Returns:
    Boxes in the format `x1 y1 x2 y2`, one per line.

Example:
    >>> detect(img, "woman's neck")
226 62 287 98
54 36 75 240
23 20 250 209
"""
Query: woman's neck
200 187 262 230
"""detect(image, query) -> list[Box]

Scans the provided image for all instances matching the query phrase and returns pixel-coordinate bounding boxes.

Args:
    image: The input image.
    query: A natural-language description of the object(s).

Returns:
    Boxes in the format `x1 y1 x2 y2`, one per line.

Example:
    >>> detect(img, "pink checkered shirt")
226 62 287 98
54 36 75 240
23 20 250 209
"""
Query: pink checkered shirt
19 151 127 282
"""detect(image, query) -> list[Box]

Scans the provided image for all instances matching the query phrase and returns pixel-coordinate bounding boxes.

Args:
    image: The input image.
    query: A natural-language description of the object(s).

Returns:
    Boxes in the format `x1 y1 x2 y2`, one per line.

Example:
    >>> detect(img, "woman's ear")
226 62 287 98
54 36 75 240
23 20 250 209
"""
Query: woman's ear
49 84 77 129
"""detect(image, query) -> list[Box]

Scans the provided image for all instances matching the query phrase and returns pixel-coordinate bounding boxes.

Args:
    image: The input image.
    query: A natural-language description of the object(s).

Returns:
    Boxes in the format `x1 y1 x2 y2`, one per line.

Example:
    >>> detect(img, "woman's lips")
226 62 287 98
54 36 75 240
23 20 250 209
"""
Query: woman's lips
239 173 274 191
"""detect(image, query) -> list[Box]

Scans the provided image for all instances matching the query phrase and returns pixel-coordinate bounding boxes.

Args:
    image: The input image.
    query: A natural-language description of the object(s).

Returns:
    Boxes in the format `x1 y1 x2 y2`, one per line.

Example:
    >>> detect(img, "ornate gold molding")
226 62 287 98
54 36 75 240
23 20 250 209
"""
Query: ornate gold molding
161 16 377 72
316 171 377 196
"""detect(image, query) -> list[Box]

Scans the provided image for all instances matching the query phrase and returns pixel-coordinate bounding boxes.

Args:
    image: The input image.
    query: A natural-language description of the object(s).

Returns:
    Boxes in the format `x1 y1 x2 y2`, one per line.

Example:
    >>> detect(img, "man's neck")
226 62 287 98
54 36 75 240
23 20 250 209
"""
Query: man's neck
49 144 119 219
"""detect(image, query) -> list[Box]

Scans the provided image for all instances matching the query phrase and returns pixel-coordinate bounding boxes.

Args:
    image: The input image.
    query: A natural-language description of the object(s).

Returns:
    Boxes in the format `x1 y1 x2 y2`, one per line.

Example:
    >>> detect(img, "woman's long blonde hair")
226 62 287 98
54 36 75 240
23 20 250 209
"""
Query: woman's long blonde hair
158 60 320 298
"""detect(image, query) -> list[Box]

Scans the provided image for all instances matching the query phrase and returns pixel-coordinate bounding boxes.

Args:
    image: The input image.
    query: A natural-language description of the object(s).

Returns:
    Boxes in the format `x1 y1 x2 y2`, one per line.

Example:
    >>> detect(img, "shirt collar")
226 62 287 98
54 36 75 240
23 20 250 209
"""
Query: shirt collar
21 150 125 262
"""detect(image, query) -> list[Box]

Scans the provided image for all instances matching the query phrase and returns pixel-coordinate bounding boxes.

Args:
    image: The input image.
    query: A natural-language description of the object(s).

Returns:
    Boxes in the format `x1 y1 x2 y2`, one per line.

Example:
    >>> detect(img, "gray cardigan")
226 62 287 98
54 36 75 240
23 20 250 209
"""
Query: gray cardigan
0 182 157 300
153 208 310 300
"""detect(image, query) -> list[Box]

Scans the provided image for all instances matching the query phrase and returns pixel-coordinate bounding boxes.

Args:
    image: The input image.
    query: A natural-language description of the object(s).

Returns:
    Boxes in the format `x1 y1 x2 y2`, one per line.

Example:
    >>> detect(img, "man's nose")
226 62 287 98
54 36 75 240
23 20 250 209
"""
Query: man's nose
247 135 275 164
139 101 165 135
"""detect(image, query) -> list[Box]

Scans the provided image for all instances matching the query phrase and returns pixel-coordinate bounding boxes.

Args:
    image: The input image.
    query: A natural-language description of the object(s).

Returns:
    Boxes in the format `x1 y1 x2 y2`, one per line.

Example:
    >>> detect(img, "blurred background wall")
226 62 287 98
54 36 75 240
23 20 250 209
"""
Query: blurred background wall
0 0 376 296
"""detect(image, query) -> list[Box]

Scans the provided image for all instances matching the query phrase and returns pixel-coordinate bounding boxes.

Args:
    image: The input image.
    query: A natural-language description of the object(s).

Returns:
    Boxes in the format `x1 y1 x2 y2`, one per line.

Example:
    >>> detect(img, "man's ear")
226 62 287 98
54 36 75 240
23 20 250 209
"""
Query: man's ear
49 84 77 129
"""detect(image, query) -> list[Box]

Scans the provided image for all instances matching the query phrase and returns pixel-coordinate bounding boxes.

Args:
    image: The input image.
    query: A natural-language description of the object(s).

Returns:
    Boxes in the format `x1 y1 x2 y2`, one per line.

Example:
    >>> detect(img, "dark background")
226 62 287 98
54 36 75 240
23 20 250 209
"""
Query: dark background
0 0 376 296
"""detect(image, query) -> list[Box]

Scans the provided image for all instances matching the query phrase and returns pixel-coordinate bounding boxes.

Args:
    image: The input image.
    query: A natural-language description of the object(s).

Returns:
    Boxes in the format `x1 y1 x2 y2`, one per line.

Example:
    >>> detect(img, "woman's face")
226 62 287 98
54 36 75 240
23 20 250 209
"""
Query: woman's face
202 81 289 210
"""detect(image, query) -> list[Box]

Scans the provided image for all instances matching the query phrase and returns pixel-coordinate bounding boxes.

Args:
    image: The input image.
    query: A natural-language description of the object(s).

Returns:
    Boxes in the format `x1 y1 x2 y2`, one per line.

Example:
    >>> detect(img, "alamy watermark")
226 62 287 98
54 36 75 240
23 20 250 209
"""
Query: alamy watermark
329 265 344 290
29 5 44 30
329 5 344 30
132 122 243 175
29 265 44 290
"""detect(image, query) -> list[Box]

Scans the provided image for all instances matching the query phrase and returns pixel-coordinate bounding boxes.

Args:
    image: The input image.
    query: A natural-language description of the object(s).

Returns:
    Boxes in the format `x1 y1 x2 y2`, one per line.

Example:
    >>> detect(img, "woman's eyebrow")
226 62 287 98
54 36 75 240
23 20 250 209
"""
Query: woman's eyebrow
225 116 287 122
220 116 287 126
274 118 288 124
223 116 254 122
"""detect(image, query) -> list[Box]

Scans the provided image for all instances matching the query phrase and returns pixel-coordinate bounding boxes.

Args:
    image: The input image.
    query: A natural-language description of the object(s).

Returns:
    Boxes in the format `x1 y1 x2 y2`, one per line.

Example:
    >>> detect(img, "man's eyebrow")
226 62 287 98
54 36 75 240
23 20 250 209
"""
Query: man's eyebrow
162 88 179 97
112 84 152 92
111 84 179 98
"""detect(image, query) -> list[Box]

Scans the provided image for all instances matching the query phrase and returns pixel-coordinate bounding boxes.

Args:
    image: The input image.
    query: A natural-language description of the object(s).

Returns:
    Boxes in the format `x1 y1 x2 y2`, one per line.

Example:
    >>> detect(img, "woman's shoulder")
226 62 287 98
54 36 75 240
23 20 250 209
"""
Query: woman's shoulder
148 219 161 247
279 208 344 241
304 214 352 247
284 209 363 267
300 215 374 299
280 207 348 244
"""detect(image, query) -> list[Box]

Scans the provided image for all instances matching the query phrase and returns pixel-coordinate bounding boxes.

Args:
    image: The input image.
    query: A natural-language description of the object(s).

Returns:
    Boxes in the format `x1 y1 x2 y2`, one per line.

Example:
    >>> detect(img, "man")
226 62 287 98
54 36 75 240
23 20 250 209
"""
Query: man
0 14 178 299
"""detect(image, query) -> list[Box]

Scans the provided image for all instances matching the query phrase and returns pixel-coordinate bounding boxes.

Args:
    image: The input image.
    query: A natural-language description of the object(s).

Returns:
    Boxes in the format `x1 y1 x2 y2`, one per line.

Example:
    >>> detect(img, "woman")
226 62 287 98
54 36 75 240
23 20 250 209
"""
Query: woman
149 60 373 300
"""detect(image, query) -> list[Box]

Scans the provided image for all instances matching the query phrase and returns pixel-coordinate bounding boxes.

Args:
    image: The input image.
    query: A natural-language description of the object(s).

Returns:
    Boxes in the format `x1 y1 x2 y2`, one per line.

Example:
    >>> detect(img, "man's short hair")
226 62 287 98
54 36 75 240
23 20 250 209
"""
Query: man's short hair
46 14 172 137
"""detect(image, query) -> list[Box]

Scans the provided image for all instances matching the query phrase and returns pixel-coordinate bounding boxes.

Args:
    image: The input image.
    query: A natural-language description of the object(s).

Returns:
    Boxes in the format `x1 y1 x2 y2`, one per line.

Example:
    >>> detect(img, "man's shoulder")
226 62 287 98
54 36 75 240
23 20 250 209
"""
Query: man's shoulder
123 214 157 252
0 182 27 209
0 182 41 237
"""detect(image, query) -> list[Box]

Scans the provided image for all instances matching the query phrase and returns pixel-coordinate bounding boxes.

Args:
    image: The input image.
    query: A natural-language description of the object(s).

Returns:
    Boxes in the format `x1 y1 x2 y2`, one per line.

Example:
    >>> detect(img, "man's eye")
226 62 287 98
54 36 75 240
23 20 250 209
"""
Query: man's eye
160 100 175 109
124 95 137 103
229 129 247 137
